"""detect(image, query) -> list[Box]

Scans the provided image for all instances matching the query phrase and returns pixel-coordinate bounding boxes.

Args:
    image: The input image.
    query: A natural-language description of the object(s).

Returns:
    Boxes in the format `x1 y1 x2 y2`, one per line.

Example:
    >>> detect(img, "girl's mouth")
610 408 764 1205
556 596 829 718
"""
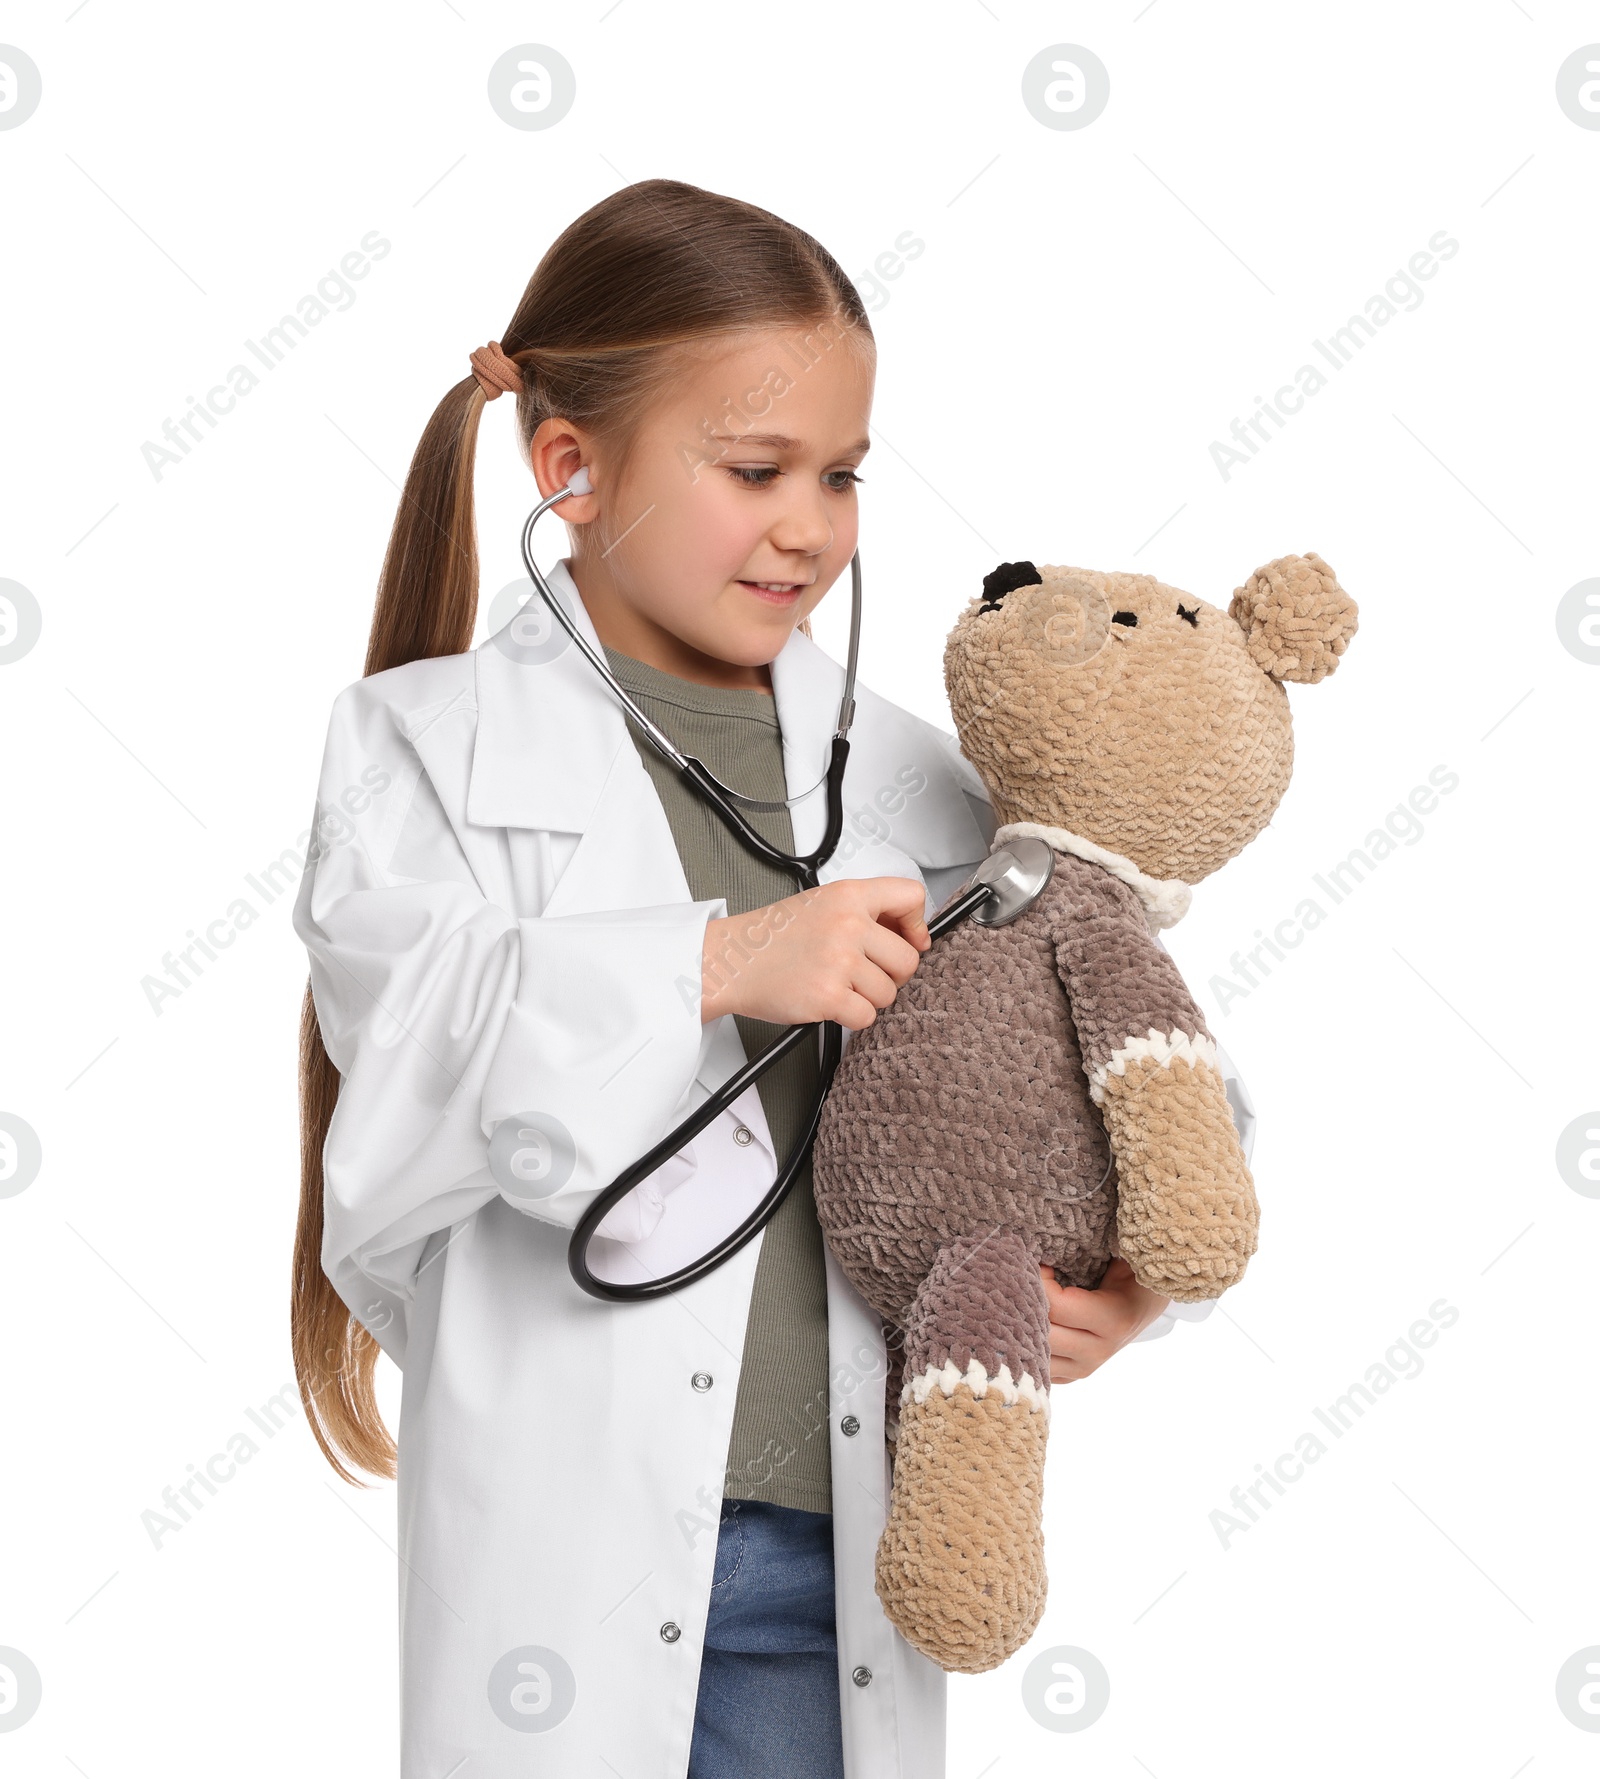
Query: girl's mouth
737 580 807 606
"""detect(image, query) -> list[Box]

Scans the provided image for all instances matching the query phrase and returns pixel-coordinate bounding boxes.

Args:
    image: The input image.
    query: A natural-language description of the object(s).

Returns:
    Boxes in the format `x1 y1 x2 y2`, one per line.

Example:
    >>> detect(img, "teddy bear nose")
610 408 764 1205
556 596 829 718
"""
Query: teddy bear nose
979 560 1044 611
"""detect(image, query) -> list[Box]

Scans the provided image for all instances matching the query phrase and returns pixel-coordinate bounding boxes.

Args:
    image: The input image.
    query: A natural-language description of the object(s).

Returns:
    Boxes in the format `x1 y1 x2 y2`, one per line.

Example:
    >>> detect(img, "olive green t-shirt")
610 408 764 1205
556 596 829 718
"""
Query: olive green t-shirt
602 646 833 1516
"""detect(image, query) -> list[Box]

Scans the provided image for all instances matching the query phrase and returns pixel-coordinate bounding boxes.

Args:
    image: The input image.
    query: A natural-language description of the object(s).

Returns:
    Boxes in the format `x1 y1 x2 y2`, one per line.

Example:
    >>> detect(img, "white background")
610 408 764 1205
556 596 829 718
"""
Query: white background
2 3 1597 1773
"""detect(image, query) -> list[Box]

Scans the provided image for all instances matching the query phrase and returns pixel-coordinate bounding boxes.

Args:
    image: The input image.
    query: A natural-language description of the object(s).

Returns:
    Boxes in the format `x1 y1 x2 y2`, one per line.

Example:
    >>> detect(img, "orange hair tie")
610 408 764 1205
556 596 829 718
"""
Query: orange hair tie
469 339 524 400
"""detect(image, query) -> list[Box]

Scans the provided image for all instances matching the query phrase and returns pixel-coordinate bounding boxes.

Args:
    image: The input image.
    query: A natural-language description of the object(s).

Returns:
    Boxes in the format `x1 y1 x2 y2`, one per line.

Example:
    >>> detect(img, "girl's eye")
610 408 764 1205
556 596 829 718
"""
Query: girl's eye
725 466 864 491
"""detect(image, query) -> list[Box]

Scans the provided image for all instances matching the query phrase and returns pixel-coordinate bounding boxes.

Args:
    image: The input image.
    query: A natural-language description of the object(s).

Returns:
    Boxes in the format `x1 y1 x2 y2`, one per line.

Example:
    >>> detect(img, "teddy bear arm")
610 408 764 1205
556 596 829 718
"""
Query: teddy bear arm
1097 1049 1260 1302
1045 862 1259 1301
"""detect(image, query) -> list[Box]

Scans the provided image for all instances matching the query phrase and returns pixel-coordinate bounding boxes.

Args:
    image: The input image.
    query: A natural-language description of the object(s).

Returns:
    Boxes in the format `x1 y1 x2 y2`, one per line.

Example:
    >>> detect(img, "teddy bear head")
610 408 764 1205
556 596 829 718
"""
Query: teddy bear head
943 552 1358 885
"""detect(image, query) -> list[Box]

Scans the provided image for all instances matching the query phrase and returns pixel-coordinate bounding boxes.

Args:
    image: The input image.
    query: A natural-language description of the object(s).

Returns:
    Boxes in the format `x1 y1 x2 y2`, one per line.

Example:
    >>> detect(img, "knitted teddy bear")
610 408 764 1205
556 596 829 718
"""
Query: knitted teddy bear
811 551 1357 1674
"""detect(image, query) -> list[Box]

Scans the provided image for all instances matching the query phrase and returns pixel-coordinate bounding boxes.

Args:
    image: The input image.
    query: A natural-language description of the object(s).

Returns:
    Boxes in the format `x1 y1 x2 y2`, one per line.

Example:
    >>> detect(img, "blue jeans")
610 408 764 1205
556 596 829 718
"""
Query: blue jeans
688 1498 845 1779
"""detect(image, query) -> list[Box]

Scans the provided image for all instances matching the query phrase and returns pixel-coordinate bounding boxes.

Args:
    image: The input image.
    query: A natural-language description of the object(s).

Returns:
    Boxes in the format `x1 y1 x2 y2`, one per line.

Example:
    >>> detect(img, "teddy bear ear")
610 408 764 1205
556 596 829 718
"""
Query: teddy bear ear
1228 552 1358 684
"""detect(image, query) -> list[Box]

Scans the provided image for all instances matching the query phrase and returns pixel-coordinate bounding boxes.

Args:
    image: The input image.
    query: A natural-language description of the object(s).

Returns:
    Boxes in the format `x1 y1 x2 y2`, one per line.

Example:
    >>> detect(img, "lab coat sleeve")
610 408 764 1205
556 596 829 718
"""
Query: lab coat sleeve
292 681 717 1344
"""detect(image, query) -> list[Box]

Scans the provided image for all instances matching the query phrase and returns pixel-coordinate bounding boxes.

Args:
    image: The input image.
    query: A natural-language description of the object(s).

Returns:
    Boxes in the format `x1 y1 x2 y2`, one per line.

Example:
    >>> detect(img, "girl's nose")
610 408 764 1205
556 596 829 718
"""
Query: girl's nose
769 491 835 557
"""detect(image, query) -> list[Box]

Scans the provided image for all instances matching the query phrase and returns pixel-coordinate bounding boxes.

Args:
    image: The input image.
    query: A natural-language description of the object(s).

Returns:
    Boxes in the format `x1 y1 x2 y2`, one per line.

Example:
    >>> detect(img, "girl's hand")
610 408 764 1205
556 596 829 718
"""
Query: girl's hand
702 877 931 1030
1039 1259 1173 1383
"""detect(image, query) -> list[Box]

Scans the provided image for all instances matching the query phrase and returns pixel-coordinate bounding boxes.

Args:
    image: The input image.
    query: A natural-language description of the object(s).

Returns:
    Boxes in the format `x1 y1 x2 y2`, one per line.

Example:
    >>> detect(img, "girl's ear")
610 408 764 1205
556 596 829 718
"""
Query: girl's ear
529 417 600 523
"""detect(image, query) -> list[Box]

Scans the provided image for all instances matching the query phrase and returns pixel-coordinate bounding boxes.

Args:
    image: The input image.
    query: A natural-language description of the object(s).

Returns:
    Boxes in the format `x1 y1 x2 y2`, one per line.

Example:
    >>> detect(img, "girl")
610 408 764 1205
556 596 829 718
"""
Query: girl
291 178 1171 1779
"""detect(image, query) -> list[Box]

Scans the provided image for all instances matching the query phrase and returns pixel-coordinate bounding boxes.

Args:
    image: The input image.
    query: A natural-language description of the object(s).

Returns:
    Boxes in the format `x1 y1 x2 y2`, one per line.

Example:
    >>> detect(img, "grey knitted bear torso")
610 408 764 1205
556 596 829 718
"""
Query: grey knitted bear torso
813 861 1122 1323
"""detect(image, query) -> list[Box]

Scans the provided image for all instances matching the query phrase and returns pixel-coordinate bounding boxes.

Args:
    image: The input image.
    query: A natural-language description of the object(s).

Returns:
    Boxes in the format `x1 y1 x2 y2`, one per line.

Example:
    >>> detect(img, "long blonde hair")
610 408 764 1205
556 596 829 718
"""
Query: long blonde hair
293 178 873 1484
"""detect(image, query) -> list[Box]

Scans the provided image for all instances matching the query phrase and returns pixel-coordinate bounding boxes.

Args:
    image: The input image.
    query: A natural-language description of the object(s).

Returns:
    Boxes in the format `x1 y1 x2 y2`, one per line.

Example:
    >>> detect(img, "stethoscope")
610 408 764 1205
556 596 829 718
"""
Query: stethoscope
519 469 1054 1302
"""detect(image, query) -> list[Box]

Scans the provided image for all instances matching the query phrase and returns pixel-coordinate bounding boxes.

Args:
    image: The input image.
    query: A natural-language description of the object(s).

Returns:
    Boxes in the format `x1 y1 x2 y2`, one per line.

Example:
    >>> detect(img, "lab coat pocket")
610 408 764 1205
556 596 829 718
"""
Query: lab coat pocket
589 1142 695 1243
580 1082 777 1291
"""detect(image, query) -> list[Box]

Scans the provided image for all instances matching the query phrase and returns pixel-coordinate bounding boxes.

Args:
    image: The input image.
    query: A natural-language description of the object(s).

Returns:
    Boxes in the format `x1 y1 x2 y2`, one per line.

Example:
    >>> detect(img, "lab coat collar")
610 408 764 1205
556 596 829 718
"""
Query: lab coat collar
468 557 841 838
468 557 986 871
467 558 627 835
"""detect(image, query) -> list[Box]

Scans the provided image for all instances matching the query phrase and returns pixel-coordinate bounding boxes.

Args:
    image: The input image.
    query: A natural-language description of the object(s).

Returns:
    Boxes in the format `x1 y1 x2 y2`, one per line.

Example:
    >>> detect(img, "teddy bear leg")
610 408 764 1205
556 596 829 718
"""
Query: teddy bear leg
875 1230 1052 1674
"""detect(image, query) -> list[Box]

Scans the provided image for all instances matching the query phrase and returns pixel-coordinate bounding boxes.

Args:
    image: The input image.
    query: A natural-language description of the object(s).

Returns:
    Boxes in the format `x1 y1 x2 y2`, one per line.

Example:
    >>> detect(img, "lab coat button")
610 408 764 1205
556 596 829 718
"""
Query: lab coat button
660 1622 682 1643
851 1665 873 1687
691 1371 713 1392
732 1125 753 1147
840 1414 860 1437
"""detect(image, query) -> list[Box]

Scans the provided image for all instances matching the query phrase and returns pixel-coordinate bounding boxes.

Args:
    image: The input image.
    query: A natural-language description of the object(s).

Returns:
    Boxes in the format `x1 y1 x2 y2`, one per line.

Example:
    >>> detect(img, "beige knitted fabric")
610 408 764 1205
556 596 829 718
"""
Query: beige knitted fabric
944 555 1358 883
877 1382 1050 1671
1099 1055 1258 1297
1230 551 1356 684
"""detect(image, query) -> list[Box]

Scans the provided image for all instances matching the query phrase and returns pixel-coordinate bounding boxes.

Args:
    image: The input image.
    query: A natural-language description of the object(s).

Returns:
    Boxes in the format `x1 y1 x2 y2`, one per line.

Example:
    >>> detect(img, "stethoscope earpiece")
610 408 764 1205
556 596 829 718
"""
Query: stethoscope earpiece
565 465 593 496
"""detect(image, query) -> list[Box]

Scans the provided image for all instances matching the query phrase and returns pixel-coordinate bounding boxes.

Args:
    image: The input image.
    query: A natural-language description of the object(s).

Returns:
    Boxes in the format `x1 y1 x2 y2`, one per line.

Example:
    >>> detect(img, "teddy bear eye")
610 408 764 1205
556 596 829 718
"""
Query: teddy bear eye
1176 603 1199 627
1112 611 1138 627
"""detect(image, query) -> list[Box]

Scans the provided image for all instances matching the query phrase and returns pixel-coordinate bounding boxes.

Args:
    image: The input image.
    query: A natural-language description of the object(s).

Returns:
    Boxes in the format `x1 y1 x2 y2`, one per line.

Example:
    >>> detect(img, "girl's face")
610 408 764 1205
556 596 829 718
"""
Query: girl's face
536 322 875 687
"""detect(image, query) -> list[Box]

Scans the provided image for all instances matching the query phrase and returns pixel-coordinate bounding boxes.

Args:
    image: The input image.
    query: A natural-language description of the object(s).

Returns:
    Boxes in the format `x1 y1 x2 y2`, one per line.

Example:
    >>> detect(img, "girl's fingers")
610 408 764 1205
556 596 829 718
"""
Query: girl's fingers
859 921 923 985
848 956 900 1012
835 987 883 1032
1040 1269 1121 1339
1048 1320 1109 1363
855 877 931 951
886 909 931 950
1044 1319 1108 1384
1038 1262 1173 1383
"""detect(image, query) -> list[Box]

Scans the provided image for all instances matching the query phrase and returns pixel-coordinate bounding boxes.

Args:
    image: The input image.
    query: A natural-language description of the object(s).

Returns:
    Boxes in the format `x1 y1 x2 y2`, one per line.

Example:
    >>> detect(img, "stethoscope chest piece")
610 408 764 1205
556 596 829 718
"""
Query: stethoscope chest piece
967 836 1056 927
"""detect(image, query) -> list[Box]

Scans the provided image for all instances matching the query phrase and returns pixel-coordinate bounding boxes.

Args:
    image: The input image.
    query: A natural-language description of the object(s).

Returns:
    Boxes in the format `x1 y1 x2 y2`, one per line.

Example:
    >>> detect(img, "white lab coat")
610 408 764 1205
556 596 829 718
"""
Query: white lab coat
292 559 1251 1777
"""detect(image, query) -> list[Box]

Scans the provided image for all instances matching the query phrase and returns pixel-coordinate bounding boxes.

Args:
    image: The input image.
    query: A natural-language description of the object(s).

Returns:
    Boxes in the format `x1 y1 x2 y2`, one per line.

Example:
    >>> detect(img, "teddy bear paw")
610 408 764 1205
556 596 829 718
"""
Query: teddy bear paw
875 1379 1050 1673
